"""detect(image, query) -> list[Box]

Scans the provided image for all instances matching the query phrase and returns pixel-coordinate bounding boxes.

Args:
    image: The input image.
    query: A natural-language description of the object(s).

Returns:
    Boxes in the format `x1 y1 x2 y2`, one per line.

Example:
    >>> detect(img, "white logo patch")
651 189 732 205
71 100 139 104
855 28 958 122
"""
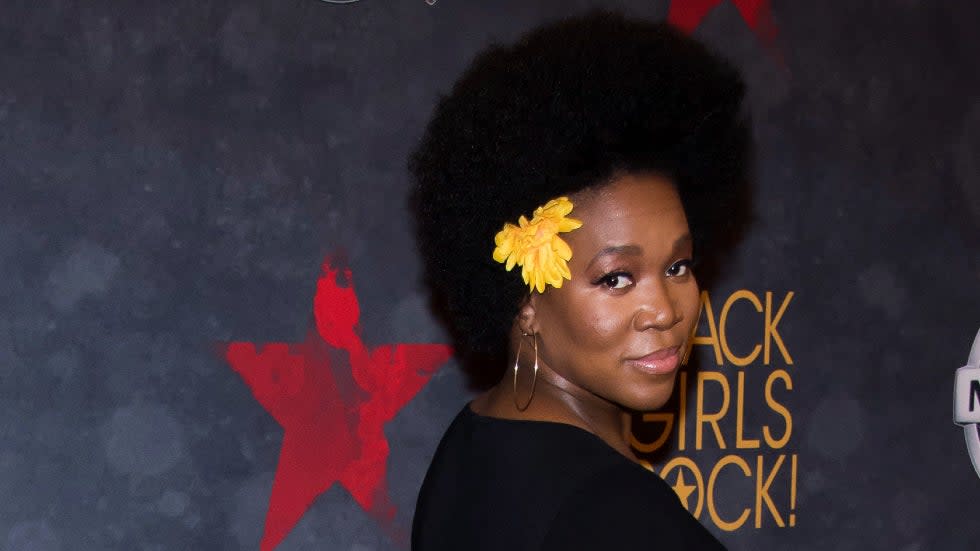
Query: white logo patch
953 328 980 477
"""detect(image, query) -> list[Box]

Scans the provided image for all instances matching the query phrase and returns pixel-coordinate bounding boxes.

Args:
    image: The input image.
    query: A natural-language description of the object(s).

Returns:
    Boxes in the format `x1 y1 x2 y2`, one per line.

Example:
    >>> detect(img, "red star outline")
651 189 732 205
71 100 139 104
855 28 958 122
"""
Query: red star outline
222 256 452 550
668 0 781 57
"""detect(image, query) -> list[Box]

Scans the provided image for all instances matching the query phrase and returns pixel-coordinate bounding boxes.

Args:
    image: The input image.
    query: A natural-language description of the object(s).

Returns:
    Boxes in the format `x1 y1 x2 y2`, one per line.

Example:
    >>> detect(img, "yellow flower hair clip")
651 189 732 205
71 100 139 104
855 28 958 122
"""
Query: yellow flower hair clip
492 196 583 293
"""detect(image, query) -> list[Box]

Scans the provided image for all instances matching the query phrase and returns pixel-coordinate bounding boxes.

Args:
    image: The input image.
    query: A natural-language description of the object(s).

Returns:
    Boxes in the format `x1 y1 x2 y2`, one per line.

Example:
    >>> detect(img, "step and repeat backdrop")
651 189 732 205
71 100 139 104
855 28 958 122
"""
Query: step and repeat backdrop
2 1 978 550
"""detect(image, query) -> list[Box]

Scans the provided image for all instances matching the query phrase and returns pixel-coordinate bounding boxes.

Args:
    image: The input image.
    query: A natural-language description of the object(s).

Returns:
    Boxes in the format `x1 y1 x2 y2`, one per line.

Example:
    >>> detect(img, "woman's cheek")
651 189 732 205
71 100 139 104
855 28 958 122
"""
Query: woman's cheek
582 303 628 342
680 284 700 331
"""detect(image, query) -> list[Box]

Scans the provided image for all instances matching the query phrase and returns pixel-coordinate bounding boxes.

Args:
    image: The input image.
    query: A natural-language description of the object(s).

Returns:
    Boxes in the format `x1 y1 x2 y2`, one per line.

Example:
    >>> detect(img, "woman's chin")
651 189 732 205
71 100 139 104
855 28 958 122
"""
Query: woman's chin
618 378 679 412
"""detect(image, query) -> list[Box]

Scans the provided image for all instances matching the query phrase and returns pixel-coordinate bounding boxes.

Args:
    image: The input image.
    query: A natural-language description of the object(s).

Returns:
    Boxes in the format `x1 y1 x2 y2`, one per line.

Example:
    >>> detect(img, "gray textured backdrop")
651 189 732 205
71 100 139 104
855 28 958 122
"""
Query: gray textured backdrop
1 1 979 550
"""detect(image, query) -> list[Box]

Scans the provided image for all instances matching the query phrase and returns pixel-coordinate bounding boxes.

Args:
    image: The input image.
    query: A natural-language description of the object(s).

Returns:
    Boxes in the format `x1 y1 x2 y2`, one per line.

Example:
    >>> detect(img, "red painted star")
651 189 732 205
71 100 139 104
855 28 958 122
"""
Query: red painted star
223 257 452 551
668 0 779 50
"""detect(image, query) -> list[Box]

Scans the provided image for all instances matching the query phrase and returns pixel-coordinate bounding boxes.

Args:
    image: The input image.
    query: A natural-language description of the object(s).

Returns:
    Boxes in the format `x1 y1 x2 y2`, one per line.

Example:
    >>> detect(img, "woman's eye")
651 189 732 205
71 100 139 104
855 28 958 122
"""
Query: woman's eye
666 260 692 277
598 272 634 290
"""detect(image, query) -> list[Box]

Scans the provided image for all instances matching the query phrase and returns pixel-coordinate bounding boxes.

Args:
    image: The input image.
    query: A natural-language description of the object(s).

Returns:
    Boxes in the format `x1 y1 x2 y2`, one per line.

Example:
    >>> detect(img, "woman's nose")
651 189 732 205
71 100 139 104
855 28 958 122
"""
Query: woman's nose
631 279 682 331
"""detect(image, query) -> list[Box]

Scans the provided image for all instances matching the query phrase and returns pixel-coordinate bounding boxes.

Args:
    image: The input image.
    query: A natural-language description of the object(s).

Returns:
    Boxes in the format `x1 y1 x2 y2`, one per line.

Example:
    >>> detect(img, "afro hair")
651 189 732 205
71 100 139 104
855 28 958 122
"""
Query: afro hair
409 9 753 367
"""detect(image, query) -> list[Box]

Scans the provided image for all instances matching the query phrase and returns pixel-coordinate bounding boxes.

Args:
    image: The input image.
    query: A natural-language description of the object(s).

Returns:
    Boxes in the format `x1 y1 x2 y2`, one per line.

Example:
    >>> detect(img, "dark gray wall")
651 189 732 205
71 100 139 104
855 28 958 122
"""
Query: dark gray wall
1 1 978 550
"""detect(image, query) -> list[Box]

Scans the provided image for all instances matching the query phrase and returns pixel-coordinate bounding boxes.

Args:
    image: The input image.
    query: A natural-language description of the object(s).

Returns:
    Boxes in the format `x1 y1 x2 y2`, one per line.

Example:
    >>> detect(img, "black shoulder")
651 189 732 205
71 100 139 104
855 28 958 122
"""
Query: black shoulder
540 463 727 550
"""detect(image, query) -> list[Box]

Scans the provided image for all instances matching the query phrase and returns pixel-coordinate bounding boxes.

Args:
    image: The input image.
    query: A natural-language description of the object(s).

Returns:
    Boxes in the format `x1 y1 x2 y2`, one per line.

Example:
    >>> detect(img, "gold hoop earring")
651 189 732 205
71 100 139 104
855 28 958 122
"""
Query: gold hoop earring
513 332 538 411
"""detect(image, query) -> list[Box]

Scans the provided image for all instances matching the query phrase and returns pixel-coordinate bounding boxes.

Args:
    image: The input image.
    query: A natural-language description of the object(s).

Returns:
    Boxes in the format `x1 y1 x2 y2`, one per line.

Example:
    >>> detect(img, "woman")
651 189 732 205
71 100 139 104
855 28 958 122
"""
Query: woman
409 9 751 550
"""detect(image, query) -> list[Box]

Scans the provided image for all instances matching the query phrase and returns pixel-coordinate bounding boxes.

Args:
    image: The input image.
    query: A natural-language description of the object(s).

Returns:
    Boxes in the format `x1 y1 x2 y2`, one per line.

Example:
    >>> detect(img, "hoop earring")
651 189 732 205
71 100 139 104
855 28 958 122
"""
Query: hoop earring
513 332 538 411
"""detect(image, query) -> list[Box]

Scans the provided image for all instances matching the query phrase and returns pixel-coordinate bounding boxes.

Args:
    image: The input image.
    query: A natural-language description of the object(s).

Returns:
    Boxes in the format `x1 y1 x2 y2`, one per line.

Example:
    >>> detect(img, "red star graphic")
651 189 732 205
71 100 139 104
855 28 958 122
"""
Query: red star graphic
223 256 452 551
668 0 779 50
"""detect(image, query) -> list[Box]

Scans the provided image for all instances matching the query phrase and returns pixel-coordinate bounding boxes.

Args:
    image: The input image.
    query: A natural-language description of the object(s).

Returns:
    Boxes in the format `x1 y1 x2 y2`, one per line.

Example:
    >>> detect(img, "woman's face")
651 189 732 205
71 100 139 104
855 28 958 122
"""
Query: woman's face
525 173 700 412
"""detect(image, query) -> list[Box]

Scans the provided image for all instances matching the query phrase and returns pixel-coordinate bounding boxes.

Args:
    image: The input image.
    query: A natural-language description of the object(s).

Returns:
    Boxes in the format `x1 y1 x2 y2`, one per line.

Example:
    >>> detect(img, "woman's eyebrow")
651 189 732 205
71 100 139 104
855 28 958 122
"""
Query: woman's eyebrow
586 245 643 270
586 234 693 269
586 233 694 269
673 234 693 251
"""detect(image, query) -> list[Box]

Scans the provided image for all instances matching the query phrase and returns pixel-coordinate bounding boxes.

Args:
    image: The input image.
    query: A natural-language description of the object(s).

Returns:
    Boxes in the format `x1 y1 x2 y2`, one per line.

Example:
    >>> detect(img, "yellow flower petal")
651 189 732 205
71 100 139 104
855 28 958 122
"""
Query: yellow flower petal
552 236 572 261
557 217 582 232
492 246 509 263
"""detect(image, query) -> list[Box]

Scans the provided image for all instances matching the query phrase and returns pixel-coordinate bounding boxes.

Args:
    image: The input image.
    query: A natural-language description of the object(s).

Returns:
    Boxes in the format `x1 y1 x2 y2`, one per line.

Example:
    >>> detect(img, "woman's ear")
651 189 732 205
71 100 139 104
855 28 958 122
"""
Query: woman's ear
517 293 541 335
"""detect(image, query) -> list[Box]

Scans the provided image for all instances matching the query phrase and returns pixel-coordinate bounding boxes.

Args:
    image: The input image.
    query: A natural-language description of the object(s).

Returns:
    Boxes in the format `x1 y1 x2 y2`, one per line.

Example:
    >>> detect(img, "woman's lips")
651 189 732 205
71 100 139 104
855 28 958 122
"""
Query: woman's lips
625 346 681 375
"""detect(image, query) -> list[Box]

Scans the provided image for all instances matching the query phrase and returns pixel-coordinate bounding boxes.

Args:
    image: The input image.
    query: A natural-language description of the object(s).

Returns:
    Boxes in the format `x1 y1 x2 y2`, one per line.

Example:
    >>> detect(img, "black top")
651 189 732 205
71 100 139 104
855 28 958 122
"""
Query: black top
412 403 726 550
